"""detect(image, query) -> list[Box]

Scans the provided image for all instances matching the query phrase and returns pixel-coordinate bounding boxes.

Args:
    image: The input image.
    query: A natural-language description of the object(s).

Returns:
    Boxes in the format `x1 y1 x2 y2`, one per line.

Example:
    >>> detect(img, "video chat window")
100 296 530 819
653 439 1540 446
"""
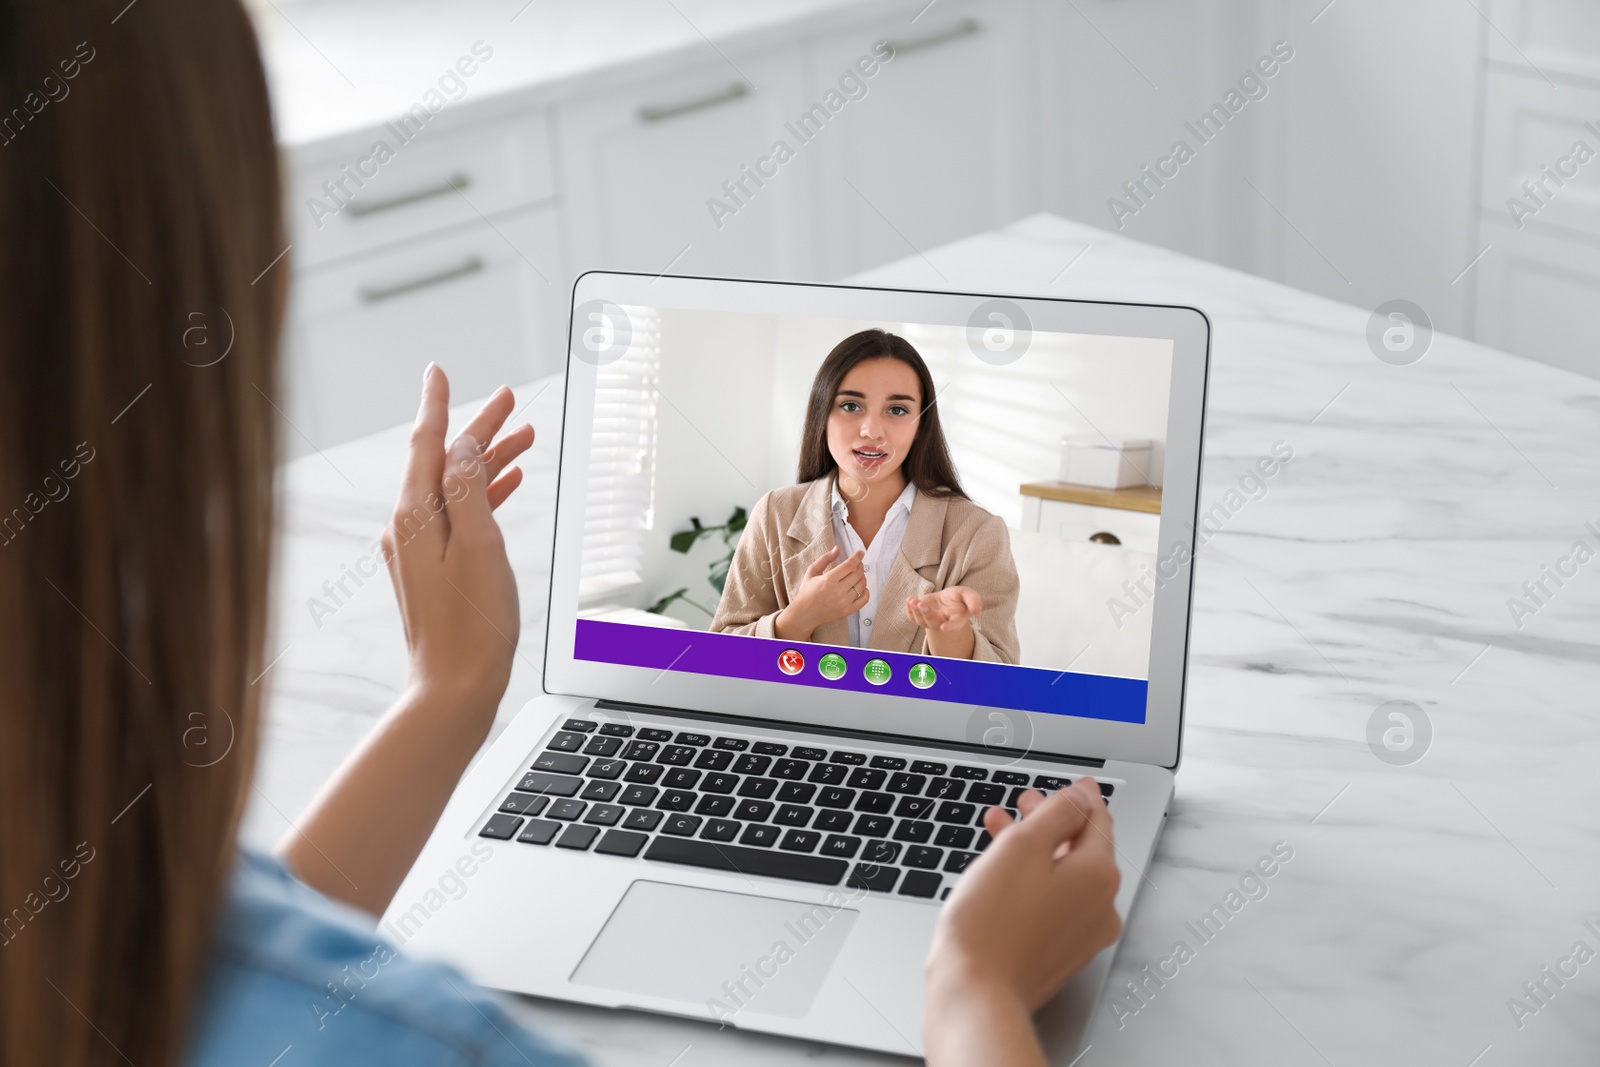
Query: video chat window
572 306 1173 722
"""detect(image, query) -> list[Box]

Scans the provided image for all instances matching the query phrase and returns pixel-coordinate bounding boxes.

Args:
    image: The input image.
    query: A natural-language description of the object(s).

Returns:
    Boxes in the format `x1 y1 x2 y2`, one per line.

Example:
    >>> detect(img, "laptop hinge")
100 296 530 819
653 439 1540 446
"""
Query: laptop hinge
591 699 1107 770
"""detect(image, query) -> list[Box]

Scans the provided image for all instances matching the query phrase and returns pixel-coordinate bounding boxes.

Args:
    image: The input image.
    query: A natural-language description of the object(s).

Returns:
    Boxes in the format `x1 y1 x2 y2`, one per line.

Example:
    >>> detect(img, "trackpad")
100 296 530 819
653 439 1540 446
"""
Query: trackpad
571 880 858 1021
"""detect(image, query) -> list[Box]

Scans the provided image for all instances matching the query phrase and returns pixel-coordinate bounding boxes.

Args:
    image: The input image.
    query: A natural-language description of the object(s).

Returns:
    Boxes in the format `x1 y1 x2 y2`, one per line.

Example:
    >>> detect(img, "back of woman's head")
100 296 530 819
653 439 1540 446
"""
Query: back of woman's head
0 1 283 1063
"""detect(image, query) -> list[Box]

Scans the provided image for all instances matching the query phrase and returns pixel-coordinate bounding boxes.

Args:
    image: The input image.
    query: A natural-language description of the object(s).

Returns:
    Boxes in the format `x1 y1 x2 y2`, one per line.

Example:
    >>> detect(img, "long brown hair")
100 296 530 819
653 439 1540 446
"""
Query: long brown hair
796 328 967 498
0 1 284 1064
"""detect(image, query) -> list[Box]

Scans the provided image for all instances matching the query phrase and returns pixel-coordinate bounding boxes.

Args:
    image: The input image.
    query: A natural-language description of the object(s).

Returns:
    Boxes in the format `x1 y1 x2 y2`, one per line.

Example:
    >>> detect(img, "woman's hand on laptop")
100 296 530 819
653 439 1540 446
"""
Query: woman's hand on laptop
923 779 1122 1067
279 365 535 917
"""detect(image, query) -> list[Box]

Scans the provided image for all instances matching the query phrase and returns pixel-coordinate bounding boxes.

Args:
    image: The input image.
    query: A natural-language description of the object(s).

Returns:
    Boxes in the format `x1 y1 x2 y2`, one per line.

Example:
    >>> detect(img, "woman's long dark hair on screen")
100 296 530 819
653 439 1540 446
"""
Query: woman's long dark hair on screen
0 1 285 1064
795 329 967 499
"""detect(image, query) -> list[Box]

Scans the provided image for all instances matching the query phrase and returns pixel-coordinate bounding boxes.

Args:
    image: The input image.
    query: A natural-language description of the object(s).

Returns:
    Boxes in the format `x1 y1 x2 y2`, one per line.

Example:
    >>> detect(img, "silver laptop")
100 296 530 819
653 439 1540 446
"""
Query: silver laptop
385 273 1209 1059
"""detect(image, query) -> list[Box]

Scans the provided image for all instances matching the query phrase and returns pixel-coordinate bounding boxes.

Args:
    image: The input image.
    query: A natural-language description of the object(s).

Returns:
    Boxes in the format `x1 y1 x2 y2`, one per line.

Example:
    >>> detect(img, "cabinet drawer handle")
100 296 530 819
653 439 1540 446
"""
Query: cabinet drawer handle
884 17 980 57
1088 531 1122 545
359 256 485 303
346 173 469 218
638 82 749 123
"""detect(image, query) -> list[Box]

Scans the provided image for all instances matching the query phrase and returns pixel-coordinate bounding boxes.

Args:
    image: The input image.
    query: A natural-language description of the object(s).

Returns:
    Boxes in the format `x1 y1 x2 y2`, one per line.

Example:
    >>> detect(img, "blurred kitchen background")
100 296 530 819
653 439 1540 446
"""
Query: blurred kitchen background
245 0 1600 455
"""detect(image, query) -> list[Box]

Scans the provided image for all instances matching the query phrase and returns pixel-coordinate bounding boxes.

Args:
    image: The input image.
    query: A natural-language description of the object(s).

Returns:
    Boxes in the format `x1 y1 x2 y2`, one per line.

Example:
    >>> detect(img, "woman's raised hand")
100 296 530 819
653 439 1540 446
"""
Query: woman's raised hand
906 585 982 658
774 544 866 641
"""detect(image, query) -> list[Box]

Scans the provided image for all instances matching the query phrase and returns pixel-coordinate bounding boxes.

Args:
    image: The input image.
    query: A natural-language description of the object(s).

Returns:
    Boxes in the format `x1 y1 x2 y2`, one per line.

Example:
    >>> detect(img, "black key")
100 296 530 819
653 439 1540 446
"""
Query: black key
516 772 581 797
579 780 621 802
898 871 942 899
548 799 586 821
1034 774 1072 791
644 837 848 885
814 810 853 832
584 804 624 826
774 804 814 827
926 778 965 800
1007 787 1033 807
732 754 772 775
772 759 809 780
944 850 977 873
830 751 866 765
695 794 735 817
853 814 894 837
619 785 658 806
702 772 739 794
847 767 887 790
976 830 993 851
656 790 695 812
701 818 741 842
752 742 788 756
862 840 901 864
562 718 597 733
994 770 1030 786
556 824 600 850
675 732 711 746
821 834 862 859
479 813 523 840
622 740 660 761
847 863 900 892
893 820 933 843
583 735 623 757
870 755 908 770
888 773 927 794
967 783 1005 806
935 825 975 849
595 829 648 857
499 793 548 817
623 762 663 785
780 830 821 853
599 723 635 737
623 808 663 832
936 801 977 824
663 768 701 789
941 888 952 901
740 823 781 848
895 796 935 819
912 760 950 775
532 751 588 775
638 727 674 742
694 749 734 771
776 781 816 803
734 800 775 822
737 777 777 799
807 763 847 785
790 746 827 760
516 819 560 845
663 814 702 836
950 766 988 780
904 846 944 869
854 791 894 814
713 736 750 751
1100 783 1115 796
546 731 586 752
816 787 856 809
587 759 627 780
657 745 696 767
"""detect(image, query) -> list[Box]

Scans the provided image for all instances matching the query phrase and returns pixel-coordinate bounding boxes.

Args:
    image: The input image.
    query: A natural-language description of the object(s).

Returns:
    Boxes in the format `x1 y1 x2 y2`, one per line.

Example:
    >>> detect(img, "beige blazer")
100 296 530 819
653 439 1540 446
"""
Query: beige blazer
710 477 1021 664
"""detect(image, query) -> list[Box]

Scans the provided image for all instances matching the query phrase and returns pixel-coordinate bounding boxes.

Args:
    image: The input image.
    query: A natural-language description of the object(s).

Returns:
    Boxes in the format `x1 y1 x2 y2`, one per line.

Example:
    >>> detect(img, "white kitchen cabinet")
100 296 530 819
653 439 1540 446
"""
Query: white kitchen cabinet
1474 217 1600 379
555 49 815 282
1019 488 1161 556
1480 72 1600 241
806 1 1038 280
283 207 564 453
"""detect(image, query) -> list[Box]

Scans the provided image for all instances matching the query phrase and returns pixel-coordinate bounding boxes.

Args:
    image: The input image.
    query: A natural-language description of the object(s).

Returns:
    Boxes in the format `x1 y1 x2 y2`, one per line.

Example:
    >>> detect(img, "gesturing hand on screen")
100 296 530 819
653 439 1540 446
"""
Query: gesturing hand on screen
906 585 982 659
774 544 866 641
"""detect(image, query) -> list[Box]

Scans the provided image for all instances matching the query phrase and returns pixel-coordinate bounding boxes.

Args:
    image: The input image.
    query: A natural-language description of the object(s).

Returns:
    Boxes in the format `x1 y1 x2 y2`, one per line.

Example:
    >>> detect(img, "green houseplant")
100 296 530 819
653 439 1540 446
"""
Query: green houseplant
645 506 747 617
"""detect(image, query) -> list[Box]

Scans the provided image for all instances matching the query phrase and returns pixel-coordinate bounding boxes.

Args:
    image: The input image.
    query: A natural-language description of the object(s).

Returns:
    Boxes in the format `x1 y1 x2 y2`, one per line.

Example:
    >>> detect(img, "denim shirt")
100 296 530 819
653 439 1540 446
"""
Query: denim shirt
186 849 588 1067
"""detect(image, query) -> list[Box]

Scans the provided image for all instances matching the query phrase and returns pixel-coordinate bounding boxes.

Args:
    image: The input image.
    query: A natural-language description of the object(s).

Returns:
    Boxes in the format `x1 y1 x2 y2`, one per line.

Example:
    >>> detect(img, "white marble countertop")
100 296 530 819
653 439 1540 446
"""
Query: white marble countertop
251 213 1600 1065
254 0 907 150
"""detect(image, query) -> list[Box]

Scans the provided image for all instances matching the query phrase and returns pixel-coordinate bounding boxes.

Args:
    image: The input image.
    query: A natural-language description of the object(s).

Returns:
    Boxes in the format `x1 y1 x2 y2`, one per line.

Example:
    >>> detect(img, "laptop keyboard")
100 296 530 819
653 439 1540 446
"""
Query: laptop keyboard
477 715 1117 903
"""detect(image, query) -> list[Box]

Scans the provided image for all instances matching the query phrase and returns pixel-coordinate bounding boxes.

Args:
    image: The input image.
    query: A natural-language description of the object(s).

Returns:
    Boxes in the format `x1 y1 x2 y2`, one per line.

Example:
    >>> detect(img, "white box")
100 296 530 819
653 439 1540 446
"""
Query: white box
1059 434 1152 489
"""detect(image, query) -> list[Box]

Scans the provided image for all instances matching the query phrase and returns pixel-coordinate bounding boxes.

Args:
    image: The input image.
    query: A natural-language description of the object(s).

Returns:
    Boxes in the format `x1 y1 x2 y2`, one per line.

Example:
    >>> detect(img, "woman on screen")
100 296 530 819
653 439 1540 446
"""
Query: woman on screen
711 329 1020 663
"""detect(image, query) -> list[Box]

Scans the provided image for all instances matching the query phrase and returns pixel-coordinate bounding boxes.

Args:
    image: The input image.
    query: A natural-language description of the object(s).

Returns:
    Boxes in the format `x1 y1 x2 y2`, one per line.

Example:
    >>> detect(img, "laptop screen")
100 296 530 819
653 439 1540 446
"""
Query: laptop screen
560 297 1180 728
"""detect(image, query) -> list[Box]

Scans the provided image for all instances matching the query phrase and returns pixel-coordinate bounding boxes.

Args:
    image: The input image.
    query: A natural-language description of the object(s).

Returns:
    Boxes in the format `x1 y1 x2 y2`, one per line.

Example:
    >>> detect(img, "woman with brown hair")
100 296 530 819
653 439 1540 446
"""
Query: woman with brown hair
0 4 1118 1065
712 329 1022 663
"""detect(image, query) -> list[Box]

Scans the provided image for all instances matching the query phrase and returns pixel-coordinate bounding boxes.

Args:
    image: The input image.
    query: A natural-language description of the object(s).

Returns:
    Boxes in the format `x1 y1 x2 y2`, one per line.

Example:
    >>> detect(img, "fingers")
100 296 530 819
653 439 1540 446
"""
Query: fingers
1059 778 1116 868
441 432 497 547
481 423 534 483
1007 783 1096 854
454 384 516 456
805 545 841 578
954 586 984 617
400 363 450 511
982 805 1015 838
486 466 524 511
